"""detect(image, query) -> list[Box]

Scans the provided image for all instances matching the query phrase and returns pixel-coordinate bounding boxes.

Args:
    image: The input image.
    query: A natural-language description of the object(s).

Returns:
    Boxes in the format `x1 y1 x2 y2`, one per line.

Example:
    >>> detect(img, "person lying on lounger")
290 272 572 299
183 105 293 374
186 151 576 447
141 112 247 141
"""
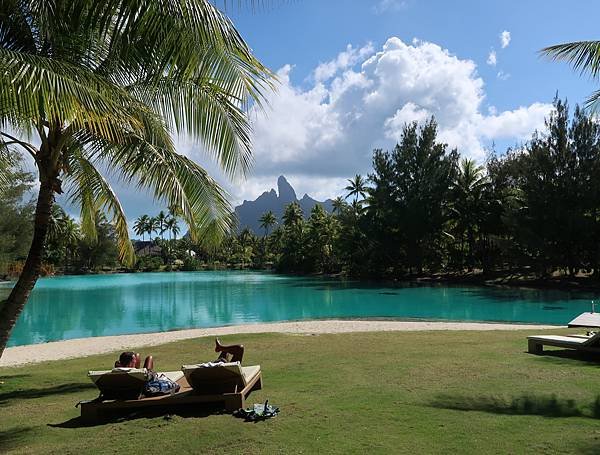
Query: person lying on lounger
112 339 243 371
114 351 154 370
214 338 244 363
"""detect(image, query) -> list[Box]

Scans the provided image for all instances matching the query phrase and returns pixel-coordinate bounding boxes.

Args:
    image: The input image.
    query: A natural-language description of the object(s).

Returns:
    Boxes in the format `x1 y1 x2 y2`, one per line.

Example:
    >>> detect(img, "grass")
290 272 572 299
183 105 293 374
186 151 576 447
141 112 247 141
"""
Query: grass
1 330 600 454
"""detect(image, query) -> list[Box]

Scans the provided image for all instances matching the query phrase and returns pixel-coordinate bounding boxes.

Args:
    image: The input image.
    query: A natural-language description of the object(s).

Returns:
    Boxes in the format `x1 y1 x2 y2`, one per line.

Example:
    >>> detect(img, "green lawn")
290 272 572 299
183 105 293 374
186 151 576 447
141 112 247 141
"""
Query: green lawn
1 330 599 454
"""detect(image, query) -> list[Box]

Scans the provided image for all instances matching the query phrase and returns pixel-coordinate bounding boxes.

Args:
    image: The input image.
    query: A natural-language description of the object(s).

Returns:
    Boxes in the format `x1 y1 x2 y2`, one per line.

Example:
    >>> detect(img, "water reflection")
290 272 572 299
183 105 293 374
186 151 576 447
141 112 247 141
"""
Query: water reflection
2 272 599 346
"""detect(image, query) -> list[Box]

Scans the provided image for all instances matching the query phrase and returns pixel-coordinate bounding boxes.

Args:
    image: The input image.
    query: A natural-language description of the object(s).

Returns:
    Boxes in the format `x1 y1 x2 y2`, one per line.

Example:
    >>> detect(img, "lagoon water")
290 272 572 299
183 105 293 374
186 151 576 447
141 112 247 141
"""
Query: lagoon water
1 271 597 347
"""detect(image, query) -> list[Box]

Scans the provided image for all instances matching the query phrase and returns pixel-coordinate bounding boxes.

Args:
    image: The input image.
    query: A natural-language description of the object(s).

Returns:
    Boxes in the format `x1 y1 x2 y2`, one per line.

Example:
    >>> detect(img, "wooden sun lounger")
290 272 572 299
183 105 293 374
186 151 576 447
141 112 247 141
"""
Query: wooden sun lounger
527 332 600 354
80 366 262 423
527 311 600 355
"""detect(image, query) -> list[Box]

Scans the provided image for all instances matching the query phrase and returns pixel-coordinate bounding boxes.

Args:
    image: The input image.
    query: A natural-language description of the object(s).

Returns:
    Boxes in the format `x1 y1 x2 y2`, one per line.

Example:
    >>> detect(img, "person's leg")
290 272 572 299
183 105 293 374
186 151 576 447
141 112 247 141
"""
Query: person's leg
215 338 245 363
134 353 142 368
143 355 154 370
228 345 244 363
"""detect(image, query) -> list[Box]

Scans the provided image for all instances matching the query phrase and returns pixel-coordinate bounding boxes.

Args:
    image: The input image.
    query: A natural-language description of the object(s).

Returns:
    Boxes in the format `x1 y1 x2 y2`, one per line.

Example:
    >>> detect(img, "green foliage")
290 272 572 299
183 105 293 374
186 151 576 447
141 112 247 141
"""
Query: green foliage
367 118 459 275
135 255 163 272
0 152 34 277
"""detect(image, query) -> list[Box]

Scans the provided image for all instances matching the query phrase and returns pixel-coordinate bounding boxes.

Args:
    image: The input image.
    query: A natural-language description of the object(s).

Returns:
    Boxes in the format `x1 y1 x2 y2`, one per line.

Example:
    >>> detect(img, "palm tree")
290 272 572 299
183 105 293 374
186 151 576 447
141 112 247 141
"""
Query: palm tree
0 1 274 357
282 202 304 227
542 41 600 109
62 216 81 272
450 158 490 267
166 217 180 242
156 211 168 241
147 217 159 241
344 174 367 202
331 196 347 214
259 211 277 237
134 215 150 242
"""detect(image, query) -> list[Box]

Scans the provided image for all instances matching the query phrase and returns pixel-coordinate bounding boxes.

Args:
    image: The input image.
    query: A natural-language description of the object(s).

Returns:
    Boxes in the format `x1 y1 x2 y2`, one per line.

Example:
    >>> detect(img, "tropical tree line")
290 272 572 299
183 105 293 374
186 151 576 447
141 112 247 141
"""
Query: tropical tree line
6 98 600 281
195 99 600 279
134 212 180 243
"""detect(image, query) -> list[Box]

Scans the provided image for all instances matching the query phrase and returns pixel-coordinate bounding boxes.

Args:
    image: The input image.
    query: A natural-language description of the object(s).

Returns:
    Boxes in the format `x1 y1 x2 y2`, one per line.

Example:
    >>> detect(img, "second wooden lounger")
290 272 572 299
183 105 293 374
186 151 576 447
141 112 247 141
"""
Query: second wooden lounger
181 362 263 411
527 332 600 354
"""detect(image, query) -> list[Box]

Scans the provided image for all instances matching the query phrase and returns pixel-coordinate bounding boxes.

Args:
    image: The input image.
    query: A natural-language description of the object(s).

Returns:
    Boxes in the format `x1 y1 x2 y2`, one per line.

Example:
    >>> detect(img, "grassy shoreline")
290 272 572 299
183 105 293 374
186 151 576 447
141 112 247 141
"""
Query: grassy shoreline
1 330 599 454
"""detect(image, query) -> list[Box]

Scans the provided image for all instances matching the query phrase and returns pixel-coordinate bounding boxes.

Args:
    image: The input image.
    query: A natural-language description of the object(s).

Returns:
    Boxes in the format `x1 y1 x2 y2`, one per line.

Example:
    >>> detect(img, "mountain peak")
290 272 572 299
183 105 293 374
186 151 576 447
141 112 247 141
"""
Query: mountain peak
277 175 296 202
234 176 333 234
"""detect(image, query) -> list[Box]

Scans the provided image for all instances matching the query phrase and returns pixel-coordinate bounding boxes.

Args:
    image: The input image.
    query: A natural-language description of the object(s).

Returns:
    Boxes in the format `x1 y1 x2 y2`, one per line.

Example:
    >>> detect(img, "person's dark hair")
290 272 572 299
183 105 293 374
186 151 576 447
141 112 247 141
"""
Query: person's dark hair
118 351 136 367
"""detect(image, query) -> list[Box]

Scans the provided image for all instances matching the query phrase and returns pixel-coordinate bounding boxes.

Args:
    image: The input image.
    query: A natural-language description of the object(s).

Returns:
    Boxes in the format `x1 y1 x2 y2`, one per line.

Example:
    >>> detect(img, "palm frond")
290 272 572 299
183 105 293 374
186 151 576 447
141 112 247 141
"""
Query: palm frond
65 146 136 266
83 135 235 243
0 48 145 143
586 89 600 112
127 77 254 177
541 41 600 79
0 140 14 193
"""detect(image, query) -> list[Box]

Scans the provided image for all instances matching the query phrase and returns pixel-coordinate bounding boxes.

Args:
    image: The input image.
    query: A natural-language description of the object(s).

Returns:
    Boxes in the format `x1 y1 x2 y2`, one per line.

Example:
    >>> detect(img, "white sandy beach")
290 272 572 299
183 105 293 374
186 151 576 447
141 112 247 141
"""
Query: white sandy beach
0 320 560 367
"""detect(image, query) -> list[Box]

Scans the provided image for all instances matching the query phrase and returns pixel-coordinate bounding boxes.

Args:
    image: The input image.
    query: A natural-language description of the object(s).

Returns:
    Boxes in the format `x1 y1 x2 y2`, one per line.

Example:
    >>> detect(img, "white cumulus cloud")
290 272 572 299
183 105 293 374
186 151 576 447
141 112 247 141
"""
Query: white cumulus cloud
487 49 497 66
237 37 551 202
500 30 511 48
313 43 374 82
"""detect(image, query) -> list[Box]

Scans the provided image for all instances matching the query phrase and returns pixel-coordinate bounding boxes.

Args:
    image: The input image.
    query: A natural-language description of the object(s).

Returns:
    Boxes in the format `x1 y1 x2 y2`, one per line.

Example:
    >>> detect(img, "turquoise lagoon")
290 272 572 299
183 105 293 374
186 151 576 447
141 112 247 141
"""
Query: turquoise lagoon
1 271 597 346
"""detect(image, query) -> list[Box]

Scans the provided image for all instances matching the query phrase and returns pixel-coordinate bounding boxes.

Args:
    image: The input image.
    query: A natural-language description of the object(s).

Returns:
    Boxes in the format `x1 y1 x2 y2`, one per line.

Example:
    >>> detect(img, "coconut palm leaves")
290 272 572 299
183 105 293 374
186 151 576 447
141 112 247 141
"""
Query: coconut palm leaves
0 0 275 357
259 210 277 236
0 0 274 261
344 174 368 202
541 41 600 110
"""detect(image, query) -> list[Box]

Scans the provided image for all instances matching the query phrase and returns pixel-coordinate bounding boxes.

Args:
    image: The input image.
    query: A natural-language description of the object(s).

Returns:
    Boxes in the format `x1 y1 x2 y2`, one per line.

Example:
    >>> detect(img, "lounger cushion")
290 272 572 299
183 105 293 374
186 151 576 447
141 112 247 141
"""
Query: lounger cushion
182 363 261 394
88 368 149 400
88 368 148 383
528 334 599 347
160 371 185 383
241 366 261 384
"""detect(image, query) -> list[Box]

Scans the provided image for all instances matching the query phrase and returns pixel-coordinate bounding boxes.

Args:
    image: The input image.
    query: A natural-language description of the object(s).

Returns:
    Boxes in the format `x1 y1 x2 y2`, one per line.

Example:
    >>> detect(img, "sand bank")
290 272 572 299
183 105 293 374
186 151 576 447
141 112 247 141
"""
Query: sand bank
0 320 559 367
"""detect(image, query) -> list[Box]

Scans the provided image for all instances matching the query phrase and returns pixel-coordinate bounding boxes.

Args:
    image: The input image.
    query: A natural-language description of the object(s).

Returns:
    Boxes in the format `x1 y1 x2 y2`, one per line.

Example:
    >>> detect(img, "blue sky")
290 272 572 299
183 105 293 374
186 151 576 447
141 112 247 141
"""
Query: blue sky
199 0 598 203
54 1 600 229
229 0 596 111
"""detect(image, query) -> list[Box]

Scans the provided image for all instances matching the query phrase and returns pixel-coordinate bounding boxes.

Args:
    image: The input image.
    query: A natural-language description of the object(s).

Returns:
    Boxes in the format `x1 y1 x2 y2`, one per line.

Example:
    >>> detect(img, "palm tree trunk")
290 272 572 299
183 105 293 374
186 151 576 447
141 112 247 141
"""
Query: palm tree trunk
0 177 55 357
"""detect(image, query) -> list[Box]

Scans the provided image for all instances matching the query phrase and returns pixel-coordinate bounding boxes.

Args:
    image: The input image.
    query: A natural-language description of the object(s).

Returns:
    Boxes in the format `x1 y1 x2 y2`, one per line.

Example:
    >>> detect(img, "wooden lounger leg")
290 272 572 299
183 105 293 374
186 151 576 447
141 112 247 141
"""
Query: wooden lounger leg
225 393 245 411
528 340 543 354
250 374 263 392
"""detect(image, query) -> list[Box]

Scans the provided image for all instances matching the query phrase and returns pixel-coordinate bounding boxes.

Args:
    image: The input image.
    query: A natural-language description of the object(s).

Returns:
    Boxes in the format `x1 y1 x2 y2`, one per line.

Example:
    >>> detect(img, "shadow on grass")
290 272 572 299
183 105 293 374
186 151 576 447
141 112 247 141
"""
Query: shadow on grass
0 374 31 382
50 403 227 428
529 349 600 364
0 382 95 404
0 427 35 452
577 441 600 455
430 393 600 419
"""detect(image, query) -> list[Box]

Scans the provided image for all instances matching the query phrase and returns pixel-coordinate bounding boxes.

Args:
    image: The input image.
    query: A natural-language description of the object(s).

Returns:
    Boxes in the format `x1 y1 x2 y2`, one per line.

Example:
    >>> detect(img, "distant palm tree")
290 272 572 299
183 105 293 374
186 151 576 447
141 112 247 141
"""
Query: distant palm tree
332 196 347 214
147 217 159 241
259 211 277 236
166 217 180 242
134 215 150 242
62 216 81 272
454 158 488 197
156 211 168 241
344 174 367 202
542 41 600 109
282 202 304 227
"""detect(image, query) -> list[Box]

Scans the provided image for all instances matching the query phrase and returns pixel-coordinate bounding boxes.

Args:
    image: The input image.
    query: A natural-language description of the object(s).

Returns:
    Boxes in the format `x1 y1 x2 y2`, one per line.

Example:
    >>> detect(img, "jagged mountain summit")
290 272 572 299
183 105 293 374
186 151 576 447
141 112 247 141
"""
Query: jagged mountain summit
235 176 334 234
